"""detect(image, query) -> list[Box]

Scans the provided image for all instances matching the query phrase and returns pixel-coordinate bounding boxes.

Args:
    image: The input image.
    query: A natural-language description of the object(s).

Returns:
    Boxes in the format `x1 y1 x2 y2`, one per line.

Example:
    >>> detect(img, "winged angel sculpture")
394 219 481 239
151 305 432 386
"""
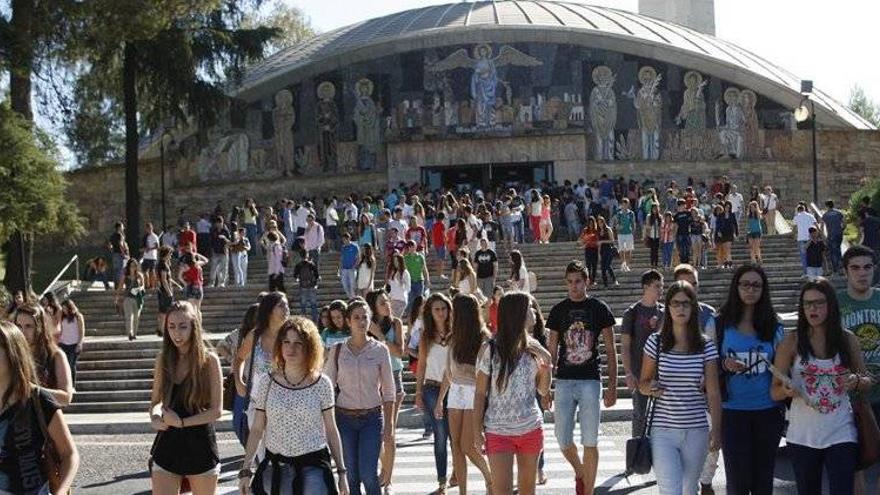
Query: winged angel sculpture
429 44 542 128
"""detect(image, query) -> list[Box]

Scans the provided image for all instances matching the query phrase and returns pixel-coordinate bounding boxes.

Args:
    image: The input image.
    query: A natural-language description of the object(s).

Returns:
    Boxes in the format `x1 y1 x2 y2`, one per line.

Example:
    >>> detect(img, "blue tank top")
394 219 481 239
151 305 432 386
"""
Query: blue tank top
383 320 403 372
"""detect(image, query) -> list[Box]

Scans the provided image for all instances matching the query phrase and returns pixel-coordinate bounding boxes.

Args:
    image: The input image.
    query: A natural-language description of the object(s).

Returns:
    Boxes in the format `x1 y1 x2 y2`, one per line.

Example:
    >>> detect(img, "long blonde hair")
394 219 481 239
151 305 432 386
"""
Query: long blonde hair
160 302 213 412
0 321 39 406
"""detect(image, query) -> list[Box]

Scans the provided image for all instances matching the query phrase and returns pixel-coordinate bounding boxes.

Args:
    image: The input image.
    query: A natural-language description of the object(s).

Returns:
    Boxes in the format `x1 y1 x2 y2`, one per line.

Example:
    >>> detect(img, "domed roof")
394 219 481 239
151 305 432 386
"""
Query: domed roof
235 0 870 129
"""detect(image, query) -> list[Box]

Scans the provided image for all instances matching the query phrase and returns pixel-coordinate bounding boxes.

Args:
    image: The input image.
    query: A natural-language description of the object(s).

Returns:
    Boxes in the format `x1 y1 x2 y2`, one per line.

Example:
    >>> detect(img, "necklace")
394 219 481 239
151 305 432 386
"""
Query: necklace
283 369 309 388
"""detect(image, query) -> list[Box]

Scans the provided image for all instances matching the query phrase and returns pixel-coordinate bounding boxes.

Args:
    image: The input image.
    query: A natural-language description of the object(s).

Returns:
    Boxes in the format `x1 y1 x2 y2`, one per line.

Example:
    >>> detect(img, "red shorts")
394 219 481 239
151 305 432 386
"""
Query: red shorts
485 427 544 455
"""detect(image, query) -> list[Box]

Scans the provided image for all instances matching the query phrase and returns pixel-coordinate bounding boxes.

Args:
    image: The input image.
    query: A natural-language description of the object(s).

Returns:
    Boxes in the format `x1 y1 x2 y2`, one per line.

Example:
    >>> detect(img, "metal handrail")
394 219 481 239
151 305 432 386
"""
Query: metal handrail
40 254 80 299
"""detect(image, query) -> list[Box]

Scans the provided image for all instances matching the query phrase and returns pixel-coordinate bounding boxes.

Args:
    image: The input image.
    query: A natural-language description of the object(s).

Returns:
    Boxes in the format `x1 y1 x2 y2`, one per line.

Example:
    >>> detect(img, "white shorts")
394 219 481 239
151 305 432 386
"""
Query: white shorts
447 383 476 410
618 234 634 251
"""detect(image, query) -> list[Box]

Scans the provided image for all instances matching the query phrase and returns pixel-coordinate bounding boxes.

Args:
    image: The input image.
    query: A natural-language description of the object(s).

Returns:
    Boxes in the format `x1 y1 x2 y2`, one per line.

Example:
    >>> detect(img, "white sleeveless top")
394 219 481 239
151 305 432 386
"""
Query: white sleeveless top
59 317 80 346
786 354 857 449
424 343 449 382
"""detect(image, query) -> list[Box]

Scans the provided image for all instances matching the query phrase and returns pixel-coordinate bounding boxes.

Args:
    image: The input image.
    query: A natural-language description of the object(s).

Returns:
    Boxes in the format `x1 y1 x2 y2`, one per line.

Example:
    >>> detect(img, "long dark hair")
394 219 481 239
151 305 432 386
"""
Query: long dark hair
254 291 288 339
796 278 851 367
422 293 452 344
717 264 779 342
494 292 531 391
327 300 348 333
510 250 524 281
366 288 391 330
239 303 260 342
390 253 406 281
455 218 468 247
659 282 706 354
407 295 425 327
61 299 79 322
530 297 548 348
0 321 39 407
160 301 213 412
359 243 375 269
451 294 488 366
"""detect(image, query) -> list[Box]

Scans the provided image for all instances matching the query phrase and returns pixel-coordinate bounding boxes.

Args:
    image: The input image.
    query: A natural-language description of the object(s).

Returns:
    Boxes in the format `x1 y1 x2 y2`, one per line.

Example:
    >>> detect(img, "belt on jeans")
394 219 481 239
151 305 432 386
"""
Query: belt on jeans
423 379 442 388
335 406 381 417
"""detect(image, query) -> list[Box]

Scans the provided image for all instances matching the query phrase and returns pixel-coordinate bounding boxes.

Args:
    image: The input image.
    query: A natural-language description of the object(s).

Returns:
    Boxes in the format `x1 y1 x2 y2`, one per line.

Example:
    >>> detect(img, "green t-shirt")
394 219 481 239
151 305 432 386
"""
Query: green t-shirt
321 328 349 348
404 253 426 282
616 210 636 235
838 288 880 403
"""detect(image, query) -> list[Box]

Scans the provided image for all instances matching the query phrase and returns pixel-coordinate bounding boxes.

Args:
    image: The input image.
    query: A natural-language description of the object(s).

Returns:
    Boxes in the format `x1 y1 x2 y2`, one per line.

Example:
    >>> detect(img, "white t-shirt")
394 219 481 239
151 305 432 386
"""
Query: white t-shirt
728 192 744 213
762 193 778 211
794 211 816 241
253 374 335 457
517 265 531 293
325 207 338 227
143 233 160 260
294 207 311 230
388 270 411 302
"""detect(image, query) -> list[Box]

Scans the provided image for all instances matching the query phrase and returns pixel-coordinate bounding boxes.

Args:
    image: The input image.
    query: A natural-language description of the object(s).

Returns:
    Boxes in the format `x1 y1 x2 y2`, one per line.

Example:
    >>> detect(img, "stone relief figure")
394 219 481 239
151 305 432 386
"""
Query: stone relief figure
626 66 663 160
429 44 542 128
431 94 444 127
589 65 617 161
517 101 533 125
272 89 296 176
459 100 474 127
676 71 707 129
444 99 459 127
352 78 382 171
740 89 760 158
315 81 339 172
717 87 745 159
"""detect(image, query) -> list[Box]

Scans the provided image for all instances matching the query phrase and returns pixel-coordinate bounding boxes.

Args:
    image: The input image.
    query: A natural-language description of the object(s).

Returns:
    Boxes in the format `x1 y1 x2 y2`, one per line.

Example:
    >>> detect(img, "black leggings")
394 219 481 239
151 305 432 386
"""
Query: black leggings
584 248 598 283
789 442 857 495
722 407 784 495
647 237 660 267
268 273 285 292
600 245 616 286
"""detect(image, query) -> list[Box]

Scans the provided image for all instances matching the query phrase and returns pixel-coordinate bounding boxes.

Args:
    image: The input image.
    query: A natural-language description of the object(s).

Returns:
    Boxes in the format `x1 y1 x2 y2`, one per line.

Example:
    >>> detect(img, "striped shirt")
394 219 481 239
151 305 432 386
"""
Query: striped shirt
644 333 718 429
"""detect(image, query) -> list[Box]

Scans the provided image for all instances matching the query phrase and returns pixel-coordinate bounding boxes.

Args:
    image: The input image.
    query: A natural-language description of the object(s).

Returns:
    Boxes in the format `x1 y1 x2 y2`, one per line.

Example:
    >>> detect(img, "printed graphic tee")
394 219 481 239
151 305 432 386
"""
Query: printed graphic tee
547 297 615 380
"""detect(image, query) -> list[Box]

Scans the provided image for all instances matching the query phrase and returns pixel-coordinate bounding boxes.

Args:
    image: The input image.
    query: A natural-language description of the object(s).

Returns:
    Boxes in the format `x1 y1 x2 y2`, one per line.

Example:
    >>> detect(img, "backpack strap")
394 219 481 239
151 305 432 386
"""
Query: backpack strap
244 335 258 403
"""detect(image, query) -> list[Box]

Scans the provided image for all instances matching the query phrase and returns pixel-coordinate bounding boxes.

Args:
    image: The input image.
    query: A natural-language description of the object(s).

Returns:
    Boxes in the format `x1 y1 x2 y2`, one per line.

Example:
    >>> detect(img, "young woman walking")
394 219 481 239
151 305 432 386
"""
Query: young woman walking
386 253 411 319
578 217 600 285
58 299 85 386
714 264 785 494
117 258 145 340
714 202 738 269
157 246 182 336
40 292 62 339
415 293 454 494
325 298 396 495
661 211 676 270
644 204 662 269
746 201 764 264
179 248 208 313
454 259 479 298
13 304 74 407
529 190 542 243
539 195 554 243
435 294 494 494
507 250 530 293
473 292 551 495
771 279 869 495
234 292 291 438
239 316 349 495
356 244 377 297
320 300 350 351
0 321 79 495
149 301 223 495
639 282 722 495
365 290 406 494
597 216 618 287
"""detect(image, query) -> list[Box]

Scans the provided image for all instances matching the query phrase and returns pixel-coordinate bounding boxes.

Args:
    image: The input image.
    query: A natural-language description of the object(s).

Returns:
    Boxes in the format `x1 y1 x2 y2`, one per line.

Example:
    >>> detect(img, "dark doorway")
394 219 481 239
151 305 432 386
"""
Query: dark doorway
422 162 553 192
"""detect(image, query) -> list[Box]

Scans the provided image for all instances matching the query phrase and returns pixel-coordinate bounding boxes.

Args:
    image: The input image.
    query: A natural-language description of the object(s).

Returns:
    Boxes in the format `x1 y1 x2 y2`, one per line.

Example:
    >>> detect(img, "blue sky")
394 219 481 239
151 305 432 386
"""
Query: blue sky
283 0 880 106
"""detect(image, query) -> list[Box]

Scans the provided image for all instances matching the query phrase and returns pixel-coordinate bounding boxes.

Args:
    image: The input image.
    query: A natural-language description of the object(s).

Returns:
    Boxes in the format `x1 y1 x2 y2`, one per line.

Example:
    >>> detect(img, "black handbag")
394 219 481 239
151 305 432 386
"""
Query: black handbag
625 396 656 475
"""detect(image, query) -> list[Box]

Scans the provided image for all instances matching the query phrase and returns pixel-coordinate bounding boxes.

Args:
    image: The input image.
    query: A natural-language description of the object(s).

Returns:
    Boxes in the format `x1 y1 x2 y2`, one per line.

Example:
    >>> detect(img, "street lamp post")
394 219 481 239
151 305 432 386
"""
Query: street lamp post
794 80 819 206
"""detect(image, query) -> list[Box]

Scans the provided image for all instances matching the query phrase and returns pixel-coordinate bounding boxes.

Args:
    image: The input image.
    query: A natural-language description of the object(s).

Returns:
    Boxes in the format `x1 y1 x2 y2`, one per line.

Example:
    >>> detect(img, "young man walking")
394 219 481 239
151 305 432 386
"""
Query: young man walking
338 233 359 299
620 269 664 437
546 261 617 495
838 246 880 492
614 198 637 271
293 250 320 323
473 238 498 299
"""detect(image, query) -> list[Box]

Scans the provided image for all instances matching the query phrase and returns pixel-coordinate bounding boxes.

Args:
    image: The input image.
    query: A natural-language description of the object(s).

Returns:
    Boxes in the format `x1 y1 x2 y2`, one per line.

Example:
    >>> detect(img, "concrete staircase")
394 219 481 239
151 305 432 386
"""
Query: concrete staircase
68 235 824 416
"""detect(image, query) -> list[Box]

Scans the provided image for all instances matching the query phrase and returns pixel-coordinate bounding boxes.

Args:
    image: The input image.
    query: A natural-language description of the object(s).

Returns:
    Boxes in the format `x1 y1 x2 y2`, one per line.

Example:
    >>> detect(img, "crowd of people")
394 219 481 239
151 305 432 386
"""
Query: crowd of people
3 171 880 495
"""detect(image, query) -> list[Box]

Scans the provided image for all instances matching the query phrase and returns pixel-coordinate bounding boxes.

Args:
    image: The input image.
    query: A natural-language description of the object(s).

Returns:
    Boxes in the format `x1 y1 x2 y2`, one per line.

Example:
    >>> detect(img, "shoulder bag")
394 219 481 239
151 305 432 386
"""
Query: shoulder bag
625 352 660 476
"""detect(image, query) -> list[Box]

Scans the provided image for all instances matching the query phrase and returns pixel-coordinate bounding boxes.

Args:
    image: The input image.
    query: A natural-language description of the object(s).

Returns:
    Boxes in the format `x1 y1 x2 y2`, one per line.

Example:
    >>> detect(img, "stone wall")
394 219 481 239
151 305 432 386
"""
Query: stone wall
64 128 880 247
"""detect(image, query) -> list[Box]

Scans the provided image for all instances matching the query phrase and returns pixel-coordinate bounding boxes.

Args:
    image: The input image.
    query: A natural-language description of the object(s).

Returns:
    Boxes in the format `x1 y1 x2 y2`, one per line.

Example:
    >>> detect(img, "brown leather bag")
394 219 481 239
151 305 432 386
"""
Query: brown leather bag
853 395 880 470
33 390 70 494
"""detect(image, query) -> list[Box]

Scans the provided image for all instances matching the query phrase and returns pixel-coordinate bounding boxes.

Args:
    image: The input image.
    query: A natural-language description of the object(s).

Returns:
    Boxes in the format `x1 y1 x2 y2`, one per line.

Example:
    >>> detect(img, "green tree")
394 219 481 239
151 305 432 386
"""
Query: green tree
65 0 280 247
0 102 84 292
848 85 880 128
242 0 316 54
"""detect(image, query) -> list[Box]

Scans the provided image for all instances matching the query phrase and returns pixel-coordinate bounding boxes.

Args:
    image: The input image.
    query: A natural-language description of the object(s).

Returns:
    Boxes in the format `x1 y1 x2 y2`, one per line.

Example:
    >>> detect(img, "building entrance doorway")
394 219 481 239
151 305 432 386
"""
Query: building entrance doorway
421 162 553 192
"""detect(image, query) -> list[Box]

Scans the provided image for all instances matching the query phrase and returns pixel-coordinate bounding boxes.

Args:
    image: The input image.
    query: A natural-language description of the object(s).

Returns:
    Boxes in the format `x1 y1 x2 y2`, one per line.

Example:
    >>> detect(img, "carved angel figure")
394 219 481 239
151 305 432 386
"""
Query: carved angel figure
429 44 542 128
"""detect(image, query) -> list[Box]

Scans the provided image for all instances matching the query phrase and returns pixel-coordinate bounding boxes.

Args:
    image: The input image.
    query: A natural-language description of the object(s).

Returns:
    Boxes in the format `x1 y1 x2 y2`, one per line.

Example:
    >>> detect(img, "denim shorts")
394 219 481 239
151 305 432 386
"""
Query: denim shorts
553 379 601 447
184 284 203 300
435 246 446 260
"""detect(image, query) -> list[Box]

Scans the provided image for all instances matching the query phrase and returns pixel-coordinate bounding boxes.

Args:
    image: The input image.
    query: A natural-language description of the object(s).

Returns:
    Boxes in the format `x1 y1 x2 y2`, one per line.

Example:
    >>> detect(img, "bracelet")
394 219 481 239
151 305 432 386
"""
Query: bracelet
238 468 254 479
336 468 347 474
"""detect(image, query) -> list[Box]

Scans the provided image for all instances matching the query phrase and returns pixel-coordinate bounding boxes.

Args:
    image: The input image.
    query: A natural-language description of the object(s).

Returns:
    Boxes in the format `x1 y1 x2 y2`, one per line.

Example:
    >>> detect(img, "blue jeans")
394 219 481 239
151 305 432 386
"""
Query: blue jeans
676 234 691 265
232 393 249 446
299 287 319 322
828 235 843 272
662 241 675 268
336 409 383 495
111 253 125 287
257 463 329 495
59 343 79 386
421 384 449 482
245 224 259 255
340 268 357 298
553 379 601 447
652 426 709 495
407 280 424 314
789 441 857 495
309 249 321 270
513 220 524 244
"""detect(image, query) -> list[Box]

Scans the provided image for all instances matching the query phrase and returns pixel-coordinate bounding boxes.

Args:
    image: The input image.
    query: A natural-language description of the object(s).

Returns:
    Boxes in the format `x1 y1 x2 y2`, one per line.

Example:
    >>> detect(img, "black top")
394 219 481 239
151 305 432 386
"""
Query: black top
210 227 230 254
474 249 498 279
293 260 320 289
0 389 59 494
806 240 827 267
673 211 691 233
546 297 616 380
151 379 219 475
109 232 124 254
483 220 500 242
